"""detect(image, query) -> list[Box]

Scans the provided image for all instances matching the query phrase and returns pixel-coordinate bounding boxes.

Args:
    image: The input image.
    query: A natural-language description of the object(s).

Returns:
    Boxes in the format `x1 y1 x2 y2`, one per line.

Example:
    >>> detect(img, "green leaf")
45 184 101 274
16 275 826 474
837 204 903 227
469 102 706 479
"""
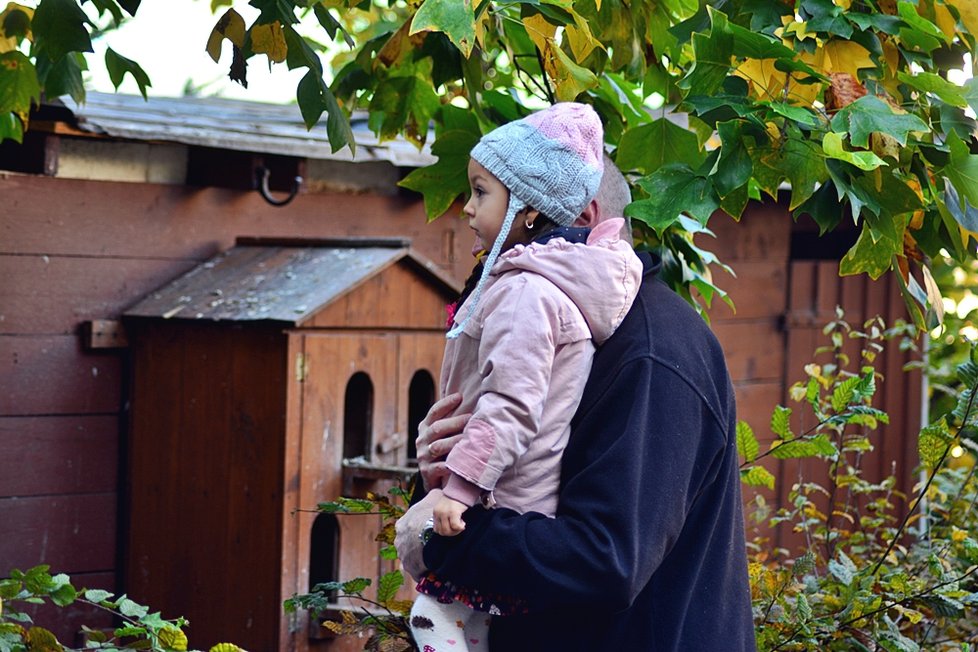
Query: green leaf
616 117 704 175
736 421 758 462
840 220 901 279
941 132 978 211
713 119 753 197
918 418 952 469
118 596 149 619
626 163 720 233
828 551 857 586
770 405 792 438
369 74 440 146
0 51 40 130
822 131 887 171
398 128 479 219
897 71 967 108
410 0 476 58
740 465 775 489
830 96 929 149
84 589 114 603
377 570 403 604
312 4 354 48
39 51 86 104
679 7 734 96
297 70 355 154
105 47 151 99
32 0 93 60
49 582 76 607
341 577 371 594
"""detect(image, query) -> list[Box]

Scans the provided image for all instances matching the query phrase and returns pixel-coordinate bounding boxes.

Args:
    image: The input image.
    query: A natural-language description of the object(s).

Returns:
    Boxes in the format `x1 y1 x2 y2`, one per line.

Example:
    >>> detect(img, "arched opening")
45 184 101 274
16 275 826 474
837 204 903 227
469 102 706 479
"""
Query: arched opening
309 513 340 600
407 370 436 463
343 372 373 460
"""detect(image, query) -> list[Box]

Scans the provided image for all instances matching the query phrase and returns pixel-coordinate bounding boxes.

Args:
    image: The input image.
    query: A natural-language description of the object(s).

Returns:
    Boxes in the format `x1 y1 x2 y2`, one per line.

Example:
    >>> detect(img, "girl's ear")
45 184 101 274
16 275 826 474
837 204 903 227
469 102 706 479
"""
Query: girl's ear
521 207 541 229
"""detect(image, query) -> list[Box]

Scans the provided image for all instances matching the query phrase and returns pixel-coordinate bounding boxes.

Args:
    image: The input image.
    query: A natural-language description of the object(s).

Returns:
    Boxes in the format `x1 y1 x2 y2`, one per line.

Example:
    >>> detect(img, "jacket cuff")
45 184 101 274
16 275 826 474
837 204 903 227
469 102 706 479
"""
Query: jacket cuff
443 473 483 507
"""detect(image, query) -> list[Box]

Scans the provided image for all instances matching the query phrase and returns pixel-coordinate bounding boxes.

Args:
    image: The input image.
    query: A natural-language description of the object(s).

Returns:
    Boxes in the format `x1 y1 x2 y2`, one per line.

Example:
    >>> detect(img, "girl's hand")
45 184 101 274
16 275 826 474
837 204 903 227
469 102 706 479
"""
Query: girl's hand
433 496 468 536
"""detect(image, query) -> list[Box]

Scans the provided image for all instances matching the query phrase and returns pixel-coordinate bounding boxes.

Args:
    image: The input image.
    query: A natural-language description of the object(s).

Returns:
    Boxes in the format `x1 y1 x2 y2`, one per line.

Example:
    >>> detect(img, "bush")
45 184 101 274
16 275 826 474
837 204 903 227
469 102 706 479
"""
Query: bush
740 312 978 651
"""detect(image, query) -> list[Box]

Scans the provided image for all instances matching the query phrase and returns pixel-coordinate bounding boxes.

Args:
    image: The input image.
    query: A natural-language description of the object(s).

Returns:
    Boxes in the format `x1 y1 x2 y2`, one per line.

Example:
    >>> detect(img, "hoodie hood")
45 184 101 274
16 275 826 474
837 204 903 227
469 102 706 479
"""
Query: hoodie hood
490 218 642 345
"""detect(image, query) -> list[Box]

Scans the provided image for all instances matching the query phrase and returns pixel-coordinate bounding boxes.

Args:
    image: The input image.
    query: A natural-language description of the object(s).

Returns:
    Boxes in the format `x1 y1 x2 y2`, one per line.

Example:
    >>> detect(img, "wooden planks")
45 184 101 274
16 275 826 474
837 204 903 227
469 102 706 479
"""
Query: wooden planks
0 175 472 284
0 415 118 496
0 493 116 572
0 336 122 415
0 254 196 335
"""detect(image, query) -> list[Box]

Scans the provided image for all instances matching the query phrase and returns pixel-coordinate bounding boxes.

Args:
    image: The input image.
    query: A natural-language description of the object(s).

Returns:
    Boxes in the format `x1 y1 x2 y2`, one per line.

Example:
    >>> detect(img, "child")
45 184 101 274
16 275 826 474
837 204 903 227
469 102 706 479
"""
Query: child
407 102 642 652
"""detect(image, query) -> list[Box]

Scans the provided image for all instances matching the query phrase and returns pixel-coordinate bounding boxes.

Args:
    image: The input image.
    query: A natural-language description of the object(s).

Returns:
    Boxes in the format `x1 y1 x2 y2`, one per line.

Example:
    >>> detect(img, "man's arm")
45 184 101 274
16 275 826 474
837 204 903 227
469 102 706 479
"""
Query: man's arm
421 355 726 612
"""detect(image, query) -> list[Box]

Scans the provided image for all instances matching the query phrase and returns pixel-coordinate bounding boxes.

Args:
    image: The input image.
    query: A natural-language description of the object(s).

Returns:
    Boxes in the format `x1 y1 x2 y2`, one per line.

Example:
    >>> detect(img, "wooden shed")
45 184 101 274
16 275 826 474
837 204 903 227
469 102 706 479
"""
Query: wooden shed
121 237 459 652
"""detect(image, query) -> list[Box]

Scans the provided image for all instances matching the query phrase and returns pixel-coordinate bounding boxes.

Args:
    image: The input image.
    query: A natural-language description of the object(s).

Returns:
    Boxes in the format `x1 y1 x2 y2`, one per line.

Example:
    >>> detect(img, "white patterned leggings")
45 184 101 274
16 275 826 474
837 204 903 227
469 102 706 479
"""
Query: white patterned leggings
410 593 491 652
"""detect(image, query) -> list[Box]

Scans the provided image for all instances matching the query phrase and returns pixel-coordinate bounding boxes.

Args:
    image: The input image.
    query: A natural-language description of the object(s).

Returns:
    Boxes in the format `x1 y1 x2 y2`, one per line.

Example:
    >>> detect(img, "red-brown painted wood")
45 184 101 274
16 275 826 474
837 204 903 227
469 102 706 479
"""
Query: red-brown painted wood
0 415 118 496
0 335 122 415
0 493 116 572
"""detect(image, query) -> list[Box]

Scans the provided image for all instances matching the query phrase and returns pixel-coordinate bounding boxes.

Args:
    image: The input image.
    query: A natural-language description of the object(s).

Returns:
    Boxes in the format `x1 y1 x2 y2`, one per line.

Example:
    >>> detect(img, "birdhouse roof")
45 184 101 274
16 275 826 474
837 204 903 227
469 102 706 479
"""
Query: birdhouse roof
124 237 462 326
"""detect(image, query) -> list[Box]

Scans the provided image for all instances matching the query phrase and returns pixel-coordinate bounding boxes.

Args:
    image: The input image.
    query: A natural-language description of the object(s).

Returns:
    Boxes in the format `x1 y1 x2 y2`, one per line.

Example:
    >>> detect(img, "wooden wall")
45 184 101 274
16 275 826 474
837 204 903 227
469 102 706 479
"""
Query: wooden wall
0 171 470 644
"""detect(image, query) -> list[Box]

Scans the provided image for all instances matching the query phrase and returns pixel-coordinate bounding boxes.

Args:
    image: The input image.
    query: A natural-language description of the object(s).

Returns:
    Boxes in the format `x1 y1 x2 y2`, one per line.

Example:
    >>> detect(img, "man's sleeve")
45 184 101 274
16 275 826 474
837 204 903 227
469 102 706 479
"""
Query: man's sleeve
423 355 724 612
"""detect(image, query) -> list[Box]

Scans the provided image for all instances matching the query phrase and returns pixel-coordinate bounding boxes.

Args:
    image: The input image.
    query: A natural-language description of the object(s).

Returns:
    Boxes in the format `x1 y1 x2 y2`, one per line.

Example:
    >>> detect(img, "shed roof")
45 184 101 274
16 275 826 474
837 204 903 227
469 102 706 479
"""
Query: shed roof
124 238 461 325
56 92 436 167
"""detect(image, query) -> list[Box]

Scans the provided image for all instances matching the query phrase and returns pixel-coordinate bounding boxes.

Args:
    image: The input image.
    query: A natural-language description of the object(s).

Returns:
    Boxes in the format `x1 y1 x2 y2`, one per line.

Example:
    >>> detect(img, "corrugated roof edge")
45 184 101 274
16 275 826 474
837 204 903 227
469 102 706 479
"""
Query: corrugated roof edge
55 92 437 167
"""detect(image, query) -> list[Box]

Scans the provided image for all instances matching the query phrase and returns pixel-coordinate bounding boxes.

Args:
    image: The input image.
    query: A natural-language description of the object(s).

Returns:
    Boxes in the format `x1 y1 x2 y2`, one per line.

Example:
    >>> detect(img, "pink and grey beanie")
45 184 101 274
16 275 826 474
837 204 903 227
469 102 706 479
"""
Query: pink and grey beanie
446 102 605 339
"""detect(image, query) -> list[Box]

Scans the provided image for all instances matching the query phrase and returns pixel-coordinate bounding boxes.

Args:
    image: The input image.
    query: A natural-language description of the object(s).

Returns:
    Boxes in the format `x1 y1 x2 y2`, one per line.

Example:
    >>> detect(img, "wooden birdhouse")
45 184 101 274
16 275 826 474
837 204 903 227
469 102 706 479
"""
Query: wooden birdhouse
122 237 461 652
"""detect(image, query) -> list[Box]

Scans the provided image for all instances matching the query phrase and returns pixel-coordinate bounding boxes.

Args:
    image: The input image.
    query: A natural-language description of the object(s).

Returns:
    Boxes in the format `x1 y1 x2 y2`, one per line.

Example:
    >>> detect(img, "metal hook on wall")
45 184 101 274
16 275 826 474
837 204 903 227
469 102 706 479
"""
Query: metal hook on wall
255 165 302 207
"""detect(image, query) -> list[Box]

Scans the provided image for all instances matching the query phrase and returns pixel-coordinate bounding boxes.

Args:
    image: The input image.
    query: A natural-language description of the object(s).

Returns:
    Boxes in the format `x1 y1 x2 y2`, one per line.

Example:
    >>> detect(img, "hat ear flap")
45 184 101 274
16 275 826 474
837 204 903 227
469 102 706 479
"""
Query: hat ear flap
446 196 526 339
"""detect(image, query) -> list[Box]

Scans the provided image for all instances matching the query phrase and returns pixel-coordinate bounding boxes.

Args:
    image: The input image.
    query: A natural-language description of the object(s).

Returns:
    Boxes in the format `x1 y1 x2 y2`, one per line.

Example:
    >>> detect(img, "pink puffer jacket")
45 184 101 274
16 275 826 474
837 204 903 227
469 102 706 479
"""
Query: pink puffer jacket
440 218 642 516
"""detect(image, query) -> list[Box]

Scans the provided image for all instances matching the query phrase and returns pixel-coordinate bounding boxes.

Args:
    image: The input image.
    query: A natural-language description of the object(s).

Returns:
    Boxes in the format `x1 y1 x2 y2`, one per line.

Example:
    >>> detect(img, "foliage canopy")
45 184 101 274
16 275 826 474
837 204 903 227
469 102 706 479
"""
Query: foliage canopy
2 0 978 321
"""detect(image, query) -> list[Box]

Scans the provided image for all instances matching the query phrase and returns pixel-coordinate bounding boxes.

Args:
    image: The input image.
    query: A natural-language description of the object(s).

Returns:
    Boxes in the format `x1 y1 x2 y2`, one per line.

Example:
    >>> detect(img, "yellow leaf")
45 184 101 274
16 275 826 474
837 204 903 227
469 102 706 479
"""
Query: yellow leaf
208 644 246 652
158 627 188 652
205 8 245 63
823 40 875 80
734 58 786 100
26 626 61 652
251 21 288 64
542 40 598 101
0 3 33 54
931 2 957 37
564 9 602 61
952 526 968 542
947 0 978 36
523 14 555 57
834 0 853 8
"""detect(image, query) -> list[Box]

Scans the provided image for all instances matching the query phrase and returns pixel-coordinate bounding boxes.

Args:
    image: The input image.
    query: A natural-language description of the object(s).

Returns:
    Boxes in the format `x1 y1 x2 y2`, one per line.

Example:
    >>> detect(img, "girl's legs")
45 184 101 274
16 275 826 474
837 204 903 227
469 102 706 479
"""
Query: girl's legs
410 593 491 652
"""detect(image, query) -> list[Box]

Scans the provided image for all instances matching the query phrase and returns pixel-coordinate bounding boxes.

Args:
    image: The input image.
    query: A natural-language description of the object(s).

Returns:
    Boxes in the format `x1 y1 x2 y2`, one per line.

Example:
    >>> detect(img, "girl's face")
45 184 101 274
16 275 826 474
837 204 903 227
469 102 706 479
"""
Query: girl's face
463 158 537 257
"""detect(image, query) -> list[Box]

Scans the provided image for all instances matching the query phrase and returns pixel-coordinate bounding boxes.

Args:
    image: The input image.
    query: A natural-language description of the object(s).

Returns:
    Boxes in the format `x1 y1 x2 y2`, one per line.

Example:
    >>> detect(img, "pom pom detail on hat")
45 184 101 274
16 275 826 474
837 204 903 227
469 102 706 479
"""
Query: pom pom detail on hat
447 102 605 339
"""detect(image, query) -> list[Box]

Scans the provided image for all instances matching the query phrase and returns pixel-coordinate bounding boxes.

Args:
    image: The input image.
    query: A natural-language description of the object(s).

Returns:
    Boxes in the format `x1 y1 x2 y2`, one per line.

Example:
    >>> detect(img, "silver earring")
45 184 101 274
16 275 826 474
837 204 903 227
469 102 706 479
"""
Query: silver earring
525 219 535 230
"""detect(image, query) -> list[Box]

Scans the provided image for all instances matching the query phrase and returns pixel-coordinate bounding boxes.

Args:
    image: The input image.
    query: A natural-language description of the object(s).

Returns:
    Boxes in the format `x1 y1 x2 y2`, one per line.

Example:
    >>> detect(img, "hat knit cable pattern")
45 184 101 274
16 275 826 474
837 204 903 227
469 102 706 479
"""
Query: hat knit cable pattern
446 102 604 339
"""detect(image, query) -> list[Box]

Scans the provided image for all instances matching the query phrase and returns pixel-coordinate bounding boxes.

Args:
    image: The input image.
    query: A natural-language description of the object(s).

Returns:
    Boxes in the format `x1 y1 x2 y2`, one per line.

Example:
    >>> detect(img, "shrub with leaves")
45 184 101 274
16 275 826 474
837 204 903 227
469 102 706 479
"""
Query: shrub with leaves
284 486 416 652
0 565 245 652
740 311 978 651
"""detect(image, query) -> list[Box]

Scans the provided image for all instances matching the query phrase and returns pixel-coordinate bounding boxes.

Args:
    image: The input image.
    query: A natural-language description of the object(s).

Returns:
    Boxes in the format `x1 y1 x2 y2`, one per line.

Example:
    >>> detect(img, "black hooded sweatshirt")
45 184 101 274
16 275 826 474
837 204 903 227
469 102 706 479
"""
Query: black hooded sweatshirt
423 252 757 652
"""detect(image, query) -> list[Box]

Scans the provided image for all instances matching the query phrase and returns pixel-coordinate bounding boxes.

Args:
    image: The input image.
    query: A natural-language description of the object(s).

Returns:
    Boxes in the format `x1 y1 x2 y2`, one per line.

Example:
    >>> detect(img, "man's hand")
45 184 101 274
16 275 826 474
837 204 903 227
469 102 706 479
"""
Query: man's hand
394 489 443 582
433 496 468 536
416 392 470 490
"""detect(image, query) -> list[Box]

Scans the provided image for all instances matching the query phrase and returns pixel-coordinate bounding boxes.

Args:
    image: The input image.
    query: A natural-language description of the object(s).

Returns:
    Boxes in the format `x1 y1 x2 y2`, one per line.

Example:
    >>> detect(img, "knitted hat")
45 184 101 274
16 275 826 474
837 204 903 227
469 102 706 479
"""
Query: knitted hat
446 102 605 339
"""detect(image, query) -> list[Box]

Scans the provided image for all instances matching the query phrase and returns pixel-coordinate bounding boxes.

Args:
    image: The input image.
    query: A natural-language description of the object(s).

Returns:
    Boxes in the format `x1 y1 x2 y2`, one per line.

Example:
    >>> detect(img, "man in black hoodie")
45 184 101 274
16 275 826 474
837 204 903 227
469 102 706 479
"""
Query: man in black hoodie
395 163 757 652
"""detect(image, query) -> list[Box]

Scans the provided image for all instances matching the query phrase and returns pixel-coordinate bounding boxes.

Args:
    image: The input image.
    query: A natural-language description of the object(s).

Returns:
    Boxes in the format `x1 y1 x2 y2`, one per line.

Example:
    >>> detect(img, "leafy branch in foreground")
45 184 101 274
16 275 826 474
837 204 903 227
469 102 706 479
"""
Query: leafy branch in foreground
0 565 245 652
284 487 416 652
740 310 978 651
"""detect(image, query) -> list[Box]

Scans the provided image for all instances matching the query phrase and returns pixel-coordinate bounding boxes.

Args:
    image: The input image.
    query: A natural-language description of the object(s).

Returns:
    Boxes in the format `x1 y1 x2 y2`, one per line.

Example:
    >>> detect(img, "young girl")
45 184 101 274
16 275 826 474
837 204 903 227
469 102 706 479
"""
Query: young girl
407 102 642 652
